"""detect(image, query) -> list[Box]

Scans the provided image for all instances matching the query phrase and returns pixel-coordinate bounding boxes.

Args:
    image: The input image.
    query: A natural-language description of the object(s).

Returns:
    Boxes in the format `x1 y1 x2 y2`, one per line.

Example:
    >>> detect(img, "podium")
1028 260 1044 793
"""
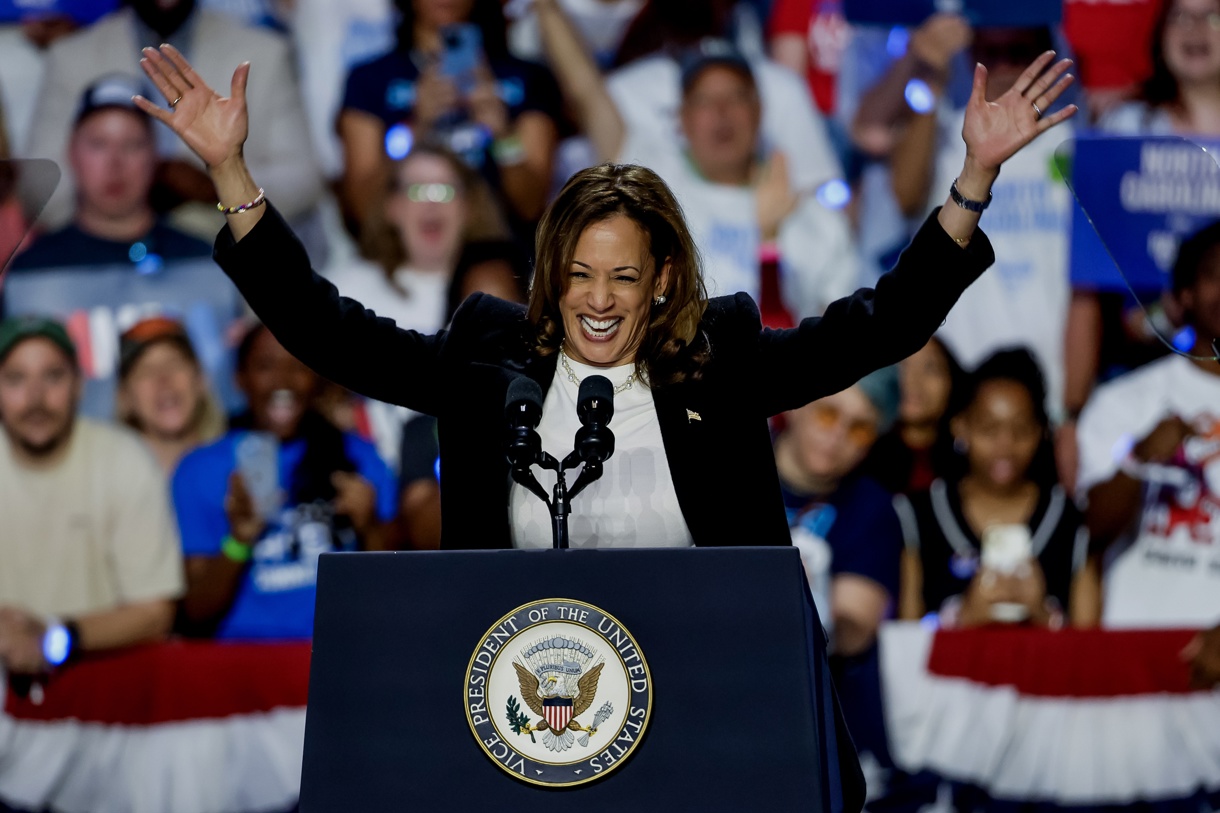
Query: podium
300 547 863 811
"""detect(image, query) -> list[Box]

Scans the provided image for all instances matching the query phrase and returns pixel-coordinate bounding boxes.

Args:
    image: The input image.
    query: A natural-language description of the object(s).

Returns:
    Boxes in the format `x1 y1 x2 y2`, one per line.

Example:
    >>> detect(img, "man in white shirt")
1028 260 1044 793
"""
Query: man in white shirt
533 1 859 320
1077 222 1220 628
0 317 183 674
612 44 859 320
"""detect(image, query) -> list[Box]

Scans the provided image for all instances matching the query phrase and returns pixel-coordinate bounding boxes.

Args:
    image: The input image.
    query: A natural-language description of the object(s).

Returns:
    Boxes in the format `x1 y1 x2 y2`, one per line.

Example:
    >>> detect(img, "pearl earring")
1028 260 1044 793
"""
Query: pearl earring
653 295 667 306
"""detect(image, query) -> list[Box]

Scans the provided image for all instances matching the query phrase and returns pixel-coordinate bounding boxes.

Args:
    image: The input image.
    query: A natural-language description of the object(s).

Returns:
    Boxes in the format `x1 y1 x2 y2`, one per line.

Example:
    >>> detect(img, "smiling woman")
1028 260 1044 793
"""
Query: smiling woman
133 42 1076 555
528 164 702 385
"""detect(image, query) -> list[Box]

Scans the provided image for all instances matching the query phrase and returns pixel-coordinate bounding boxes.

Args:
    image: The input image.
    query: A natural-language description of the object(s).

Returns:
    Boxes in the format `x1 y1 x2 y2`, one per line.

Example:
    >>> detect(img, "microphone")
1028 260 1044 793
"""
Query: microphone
573 374 615 466
505 376 544 471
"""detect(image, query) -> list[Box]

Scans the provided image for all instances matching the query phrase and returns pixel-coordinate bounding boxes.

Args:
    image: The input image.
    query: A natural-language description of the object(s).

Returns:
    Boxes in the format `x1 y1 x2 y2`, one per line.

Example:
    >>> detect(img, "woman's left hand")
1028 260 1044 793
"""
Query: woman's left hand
332 471 377 537
962 51 1077 175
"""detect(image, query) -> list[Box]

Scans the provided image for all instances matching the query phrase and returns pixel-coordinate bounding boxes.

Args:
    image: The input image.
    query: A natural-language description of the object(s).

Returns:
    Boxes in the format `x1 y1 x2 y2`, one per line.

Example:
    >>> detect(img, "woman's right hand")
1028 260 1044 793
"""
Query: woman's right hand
413 66 460 133
134 44 249 170
1133 415 1192 464
225 471 265 546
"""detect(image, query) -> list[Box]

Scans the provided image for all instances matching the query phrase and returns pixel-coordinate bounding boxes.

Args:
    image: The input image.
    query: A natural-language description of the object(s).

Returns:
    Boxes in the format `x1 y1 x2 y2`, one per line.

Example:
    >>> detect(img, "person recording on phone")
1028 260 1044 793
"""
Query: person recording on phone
171 323 397 639
894 349 1100 628
136 42 1075 555
338 0 561 230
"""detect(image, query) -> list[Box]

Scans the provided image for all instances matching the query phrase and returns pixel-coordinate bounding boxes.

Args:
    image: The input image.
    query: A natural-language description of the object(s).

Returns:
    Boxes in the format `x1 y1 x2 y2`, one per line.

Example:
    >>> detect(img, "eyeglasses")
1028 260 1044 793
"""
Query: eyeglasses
809 403 878 448
1167 9 1220 30
403 183 458 203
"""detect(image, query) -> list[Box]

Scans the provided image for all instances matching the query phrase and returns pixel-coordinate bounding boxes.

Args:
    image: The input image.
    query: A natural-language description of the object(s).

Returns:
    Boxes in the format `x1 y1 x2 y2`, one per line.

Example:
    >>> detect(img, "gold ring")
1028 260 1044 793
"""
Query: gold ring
170 95 183 108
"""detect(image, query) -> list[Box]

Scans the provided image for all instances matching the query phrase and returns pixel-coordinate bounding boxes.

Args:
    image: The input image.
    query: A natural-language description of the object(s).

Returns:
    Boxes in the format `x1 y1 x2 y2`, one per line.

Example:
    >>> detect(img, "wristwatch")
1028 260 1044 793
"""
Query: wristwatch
42 618 80 667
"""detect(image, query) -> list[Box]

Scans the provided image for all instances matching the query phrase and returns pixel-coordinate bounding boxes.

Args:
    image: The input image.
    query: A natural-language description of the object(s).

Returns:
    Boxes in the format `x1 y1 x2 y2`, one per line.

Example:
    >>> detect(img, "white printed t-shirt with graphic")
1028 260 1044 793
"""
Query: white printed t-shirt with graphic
1077 354 1220 627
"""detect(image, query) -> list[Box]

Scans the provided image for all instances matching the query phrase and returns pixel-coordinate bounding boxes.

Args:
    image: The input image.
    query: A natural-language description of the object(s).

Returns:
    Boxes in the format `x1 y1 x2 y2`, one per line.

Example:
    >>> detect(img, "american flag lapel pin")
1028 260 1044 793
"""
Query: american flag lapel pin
686 409 701 423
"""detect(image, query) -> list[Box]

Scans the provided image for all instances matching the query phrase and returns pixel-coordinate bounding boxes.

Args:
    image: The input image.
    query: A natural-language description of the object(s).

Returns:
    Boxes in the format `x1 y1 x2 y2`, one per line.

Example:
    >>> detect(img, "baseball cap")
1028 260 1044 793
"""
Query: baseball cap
74 74 149 128
678 38 755 95
856 366 900 434
0 316 77 366
118 316 197 378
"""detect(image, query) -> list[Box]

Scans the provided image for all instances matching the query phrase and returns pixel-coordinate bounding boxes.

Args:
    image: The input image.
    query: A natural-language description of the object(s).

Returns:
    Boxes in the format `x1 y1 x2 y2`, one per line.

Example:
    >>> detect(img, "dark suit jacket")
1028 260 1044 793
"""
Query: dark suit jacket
214 205 993 551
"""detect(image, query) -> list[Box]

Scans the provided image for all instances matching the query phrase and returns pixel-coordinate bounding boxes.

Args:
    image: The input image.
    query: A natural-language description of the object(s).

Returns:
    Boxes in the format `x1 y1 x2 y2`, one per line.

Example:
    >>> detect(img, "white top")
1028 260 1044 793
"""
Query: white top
1097 101 1176 136
327 260 450 334
928 106 1075 417
606 54 842 193
507 0 644 66
326 260 450 466
510 355 695 549
617 129 860 320
1076 354 1220 627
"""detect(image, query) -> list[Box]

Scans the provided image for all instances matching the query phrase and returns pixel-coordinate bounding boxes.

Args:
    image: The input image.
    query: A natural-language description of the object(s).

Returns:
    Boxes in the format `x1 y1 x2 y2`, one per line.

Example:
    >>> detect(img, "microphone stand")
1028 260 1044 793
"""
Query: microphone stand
511 452 604 550
505 374 613 551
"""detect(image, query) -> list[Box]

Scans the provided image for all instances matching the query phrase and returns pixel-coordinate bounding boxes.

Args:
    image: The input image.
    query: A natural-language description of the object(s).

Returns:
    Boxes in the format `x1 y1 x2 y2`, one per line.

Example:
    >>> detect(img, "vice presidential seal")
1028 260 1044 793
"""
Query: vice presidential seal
465 598 652 787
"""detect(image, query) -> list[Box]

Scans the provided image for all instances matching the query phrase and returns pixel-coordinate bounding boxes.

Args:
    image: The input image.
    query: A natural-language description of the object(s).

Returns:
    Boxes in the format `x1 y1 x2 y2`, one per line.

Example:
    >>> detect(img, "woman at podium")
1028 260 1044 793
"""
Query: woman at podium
134 44 1077 550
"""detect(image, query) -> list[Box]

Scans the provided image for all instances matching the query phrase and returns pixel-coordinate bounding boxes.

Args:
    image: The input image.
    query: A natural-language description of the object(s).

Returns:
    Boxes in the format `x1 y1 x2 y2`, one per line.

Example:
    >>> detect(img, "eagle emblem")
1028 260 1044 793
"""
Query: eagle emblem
505 635 614 752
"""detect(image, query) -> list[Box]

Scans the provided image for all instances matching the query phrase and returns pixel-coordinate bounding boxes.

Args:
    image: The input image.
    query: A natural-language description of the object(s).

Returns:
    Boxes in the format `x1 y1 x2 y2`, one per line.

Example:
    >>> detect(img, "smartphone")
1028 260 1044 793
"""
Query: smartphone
981 524 1033 622
236 431 282 523
439 23 483 95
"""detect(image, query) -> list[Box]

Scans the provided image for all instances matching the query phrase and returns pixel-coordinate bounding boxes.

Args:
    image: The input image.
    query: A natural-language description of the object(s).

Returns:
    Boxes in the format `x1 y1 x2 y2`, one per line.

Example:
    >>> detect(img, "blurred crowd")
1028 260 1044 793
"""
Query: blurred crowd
1 0 1220 807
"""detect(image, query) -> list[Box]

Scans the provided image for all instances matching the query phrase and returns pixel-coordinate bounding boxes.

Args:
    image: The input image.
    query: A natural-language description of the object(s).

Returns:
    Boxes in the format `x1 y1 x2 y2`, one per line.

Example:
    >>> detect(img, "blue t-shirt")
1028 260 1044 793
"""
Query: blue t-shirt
341 49 561 173
172 429 398 639
781 473 903 599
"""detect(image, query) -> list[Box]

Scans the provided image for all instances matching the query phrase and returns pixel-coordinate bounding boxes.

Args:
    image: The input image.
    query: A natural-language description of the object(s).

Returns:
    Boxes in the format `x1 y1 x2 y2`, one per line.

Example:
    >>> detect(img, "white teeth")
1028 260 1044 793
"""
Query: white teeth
579 316 621 335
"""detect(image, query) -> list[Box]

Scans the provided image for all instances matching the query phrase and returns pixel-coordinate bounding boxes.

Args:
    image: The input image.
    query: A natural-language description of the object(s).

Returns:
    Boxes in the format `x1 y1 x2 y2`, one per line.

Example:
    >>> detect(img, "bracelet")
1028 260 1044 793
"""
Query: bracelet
217 188 266 215
491 135 526 167
221 534 253 563
949 178 991 213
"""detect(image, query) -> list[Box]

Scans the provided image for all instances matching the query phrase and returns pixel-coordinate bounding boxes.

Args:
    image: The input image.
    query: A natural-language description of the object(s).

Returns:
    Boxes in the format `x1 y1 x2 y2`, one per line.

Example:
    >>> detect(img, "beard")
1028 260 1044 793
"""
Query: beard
8 409 75 458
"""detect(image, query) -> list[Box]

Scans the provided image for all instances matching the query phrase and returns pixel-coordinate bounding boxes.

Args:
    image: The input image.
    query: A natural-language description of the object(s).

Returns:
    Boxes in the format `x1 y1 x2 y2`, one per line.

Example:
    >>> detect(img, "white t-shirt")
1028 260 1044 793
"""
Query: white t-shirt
327 260 450 334
326 260 450 465
606 54 842 194
929 108 1074 416
1097 101 1176 136
508 0 644 67
510 355 695 549
289 0 395 177
1077 354 1220 627
617 133 859 319
0 419 184 619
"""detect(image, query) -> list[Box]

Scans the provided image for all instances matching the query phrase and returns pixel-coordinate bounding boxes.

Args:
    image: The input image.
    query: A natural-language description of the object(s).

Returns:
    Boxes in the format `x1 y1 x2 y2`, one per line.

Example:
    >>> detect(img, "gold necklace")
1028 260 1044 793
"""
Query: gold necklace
559 349 636 395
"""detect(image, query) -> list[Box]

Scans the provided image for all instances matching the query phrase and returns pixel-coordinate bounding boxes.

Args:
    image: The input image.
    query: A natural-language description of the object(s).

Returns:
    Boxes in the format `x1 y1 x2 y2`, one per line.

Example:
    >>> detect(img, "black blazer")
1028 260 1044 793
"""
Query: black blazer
214 205 994 551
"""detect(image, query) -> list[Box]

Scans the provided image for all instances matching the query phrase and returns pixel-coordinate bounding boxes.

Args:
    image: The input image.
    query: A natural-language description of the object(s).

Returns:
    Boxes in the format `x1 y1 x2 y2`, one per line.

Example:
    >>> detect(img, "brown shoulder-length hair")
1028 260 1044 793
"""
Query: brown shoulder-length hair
360 142 508 277
528 163 709 388
1141 0 1192 108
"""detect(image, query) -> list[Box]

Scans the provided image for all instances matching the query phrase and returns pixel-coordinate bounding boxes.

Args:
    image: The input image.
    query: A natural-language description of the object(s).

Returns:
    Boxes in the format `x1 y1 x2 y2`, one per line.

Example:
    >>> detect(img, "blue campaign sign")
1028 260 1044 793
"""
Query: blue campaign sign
1068 135 1220 294
0 0 117 23
843 0 1061 28
2 258 245 419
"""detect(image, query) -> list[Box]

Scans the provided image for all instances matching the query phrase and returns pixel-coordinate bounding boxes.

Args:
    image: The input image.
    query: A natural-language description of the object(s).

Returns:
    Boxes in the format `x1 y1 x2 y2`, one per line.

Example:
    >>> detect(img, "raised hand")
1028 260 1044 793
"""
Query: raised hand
909 13 973 77
755 150 800 242
224 471 266 546
963 51 1077 174
134 44 249 170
